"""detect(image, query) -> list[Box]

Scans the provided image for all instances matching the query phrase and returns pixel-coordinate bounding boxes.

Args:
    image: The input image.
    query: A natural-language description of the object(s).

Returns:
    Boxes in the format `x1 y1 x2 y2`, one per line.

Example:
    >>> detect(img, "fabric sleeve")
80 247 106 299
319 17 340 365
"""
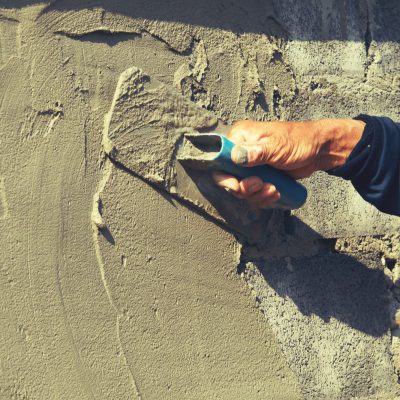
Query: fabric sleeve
327 115 400 216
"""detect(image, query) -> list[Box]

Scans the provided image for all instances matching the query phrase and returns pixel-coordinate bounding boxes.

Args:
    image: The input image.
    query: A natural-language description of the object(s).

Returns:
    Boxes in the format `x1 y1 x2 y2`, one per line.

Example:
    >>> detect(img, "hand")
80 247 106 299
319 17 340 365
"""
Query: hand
213 119 365 208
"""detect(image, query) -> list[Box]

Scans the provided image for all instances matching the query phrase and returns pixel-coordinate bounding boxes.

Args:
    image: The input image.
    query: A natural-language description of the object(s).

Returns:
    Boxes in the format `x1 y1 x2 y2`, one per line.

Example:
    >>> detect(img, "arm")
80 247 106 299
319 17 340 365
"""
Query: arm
328 115 400 216
213 116 400 216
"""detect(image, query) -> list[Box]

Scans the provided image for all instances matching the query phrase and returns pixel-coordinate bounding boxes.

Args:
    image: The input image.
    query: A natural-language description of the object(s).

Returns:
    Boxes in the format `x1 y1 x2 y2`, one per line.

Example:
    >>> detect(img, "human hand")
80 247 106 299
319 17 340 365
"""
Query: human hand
212 119 365 208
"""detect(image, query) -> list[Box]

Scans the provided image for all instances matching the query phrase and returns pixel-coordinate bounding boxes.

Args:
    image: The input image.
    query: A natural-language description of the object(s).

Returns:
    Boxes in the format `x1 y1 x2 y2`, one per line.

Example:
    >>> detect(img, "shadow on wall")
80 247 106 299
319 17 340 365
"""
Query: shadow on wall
3 0 400 42
251 216 392 338
105 157 392 338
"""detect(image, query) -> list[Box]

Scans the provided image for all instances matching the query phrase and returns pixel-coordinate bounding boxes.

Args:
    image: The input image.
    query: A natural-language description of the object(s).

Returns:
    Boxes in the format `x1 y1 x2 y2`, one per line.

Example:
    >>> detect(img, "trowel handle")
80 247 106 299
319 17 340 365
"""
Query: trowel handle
215 135 307 209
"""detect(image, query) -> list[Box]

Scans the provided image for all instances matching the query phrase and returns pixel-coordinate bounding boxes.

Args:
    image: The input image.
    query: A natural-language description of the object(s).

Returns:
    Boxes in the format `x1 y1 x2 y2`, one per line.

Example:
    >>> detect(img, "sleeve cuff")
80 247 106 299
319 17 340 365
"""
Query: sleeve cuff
326 114 400 216
327 114 373 180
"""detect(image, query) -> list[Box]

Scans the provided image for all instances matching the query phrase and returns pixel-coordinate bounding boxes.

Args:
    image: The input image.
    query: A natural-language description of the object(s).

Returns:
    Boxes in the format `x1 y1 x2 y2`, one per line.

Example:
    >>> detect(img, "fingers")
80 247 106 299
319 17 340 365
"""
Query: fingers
246 183 281 208
226 126 247 145
212 171 240 194
238 176 264 197
231 142 270 167
227 120 266 144
213 172 262 197
227 121 275 168
212 171 280 208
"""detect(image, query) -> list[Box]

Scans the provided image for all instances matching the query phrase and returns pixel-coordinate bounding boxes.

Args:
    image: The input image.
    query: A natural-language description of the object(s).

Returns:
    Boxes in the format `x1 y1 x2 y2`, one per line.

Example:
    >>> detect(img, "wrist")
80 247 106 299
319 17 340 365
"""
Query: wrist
313 118 365 171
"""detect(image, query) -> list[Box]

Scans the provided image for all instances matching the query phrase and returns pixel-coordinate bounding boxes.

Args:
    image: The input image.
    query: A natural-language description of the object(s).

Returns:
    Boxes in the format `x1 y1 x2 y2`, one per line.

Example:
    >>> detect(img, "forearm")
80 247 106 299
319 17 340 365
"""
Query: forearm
326 115 400 216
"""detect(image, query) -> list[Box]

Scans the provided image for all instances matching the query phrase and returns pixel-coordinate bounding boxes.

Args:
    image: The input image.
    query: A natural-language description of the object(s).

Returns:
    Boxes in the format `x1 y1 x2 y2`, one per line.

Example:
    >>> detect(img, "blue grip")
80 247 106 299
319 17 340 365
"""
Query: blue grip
213 135 307 209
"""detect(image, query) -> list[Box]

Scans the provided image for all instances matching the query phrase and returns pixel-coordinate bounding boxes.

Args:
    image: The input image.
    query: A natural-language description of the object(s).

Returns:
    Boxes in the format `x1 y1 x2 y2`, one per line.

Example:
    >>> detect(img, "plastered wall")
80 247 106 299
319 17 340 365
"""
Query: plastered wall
1 1 400 399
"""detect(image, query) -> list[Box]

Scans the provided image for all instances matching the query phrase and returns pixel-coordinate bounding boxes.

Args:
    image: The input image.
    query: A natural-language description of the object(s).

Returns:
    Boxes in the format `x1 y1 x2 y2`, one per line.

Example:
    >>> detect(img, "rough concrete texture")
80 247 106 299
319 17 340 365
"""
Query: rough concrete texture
1 1 400 400
243 254 395 399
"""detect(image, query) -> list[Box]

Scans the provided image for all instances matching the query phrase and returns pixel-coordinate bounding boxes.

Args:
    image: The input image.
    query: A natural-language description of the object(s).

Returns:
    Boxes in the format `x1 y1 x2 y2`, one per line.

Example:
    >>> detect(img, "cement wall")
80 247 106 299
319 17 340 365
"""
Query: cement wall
1 1 400 399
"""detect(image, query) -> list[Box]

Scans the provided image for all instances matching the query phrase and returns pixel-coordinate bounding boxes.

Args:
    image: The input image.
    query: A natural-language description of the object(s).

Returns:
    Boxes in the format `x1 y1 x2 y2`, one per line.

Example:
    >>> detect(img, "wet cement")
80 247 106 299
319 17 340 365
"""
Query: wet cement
1 1 400 399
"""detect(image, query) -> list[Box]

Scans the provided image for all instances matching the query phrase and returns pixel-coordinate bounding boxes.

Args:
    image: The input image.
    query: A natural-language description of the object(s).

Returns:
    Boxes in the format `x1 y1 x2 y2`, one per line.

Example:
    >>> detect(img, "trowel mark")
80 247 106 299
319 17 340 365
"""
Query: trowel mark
90 159 142 400
101 65 217 183
20 106 64 140
0 176 9 220
0 15 20 67
173 39 212 108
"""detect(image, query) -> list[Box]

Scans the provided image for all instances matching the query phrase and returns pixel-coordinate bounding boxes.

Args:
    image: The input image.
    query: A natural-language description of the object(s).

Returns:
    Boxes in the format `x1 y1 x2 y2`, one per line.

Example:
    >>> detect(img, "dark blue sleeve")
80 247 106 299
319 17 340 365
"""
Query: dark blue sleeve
328 115 400 216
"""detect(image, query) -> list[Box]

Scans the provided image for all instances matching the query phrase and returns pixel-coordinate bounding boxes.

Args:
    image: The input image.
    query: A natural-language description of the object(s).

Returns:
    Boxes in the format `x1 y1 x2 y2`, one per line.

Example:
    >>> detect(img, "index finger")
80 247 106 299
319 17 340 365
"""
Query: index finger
227 120 268 144
226 124 248 144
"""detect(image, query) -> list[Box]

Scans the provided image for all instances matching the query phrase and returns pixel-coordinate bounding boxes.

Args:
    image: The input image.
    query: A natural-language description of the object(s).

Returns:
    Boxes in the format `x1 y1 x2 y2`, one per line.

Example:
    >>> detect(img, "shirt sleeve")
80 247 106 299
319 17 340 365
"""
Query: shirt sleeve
327 115 400 216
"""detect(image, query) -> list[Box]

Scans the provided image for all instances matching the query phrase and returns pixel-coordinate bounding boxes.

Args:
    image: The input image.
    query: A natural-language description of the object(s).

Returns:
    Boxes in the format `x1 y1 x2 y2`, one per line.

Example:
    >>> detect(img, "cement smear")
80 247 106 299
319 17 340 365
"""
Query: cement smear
1 1 400 400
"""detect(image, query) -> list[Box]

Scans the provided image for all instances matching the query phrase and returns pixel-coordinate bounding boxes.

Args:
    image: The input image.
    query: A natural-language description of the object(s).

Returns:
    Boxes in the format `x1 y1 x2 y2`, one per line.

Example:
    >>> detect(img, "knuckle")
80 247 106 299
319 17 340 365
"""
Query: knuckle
267 184 277 194
263 183 275 192
231 120 248 130
229 120 250 136
258 144 270 162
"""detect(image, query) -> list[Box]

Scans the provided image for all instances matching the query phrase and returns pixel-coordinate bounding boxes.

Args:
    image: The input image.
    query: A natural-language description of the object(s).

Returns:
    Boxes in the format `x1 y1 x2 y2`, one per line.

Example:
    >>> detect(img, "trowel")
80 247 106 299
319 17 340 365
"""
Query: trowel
102 66 306 241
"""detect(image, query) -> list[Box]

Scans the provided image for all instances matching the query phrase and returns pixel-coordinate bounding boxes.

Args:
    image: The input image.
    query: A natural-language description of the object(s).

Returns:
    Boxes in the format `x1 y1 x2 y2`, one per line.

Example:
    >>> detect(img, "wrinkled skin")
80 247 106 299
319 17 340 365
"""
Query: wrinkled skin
213 119 365 208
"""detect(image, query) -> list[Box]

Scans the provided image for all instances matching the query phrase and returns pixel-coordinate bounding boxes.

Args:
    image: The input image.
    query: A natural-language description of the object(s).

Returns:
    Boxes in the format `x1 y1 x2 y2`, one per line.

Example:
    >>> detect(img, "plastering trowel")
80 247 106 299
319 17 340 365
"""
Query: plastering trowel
102 66 306 241
178 133 307 209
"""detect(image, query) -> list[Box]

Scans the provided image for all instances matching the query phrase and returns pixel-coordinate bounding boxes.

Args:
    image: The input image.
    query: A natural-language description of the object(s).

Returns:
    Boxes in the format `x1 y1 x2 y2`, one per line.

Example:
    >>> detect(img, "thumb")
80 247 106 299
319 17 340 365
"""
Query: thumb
231 142 270 167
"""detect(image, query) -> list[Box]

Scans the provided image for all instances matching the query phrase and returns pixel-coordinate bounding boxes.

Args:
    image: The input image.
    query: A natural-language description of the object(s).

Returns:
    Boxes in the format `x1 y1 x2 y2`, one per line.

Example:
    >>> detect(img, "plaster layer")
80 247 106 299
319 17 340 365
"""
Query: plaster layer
93 165 301 399
102 65 272 241
1 1 400 400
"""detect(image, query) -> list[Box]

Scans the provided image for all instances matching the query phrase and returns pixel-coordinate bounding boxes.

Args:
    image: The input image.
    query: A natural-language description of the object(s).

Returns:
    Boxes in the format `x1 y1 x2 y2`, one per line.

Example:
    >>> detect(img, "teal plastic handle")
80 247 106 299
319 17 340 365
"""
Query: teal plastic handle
213 134 307 209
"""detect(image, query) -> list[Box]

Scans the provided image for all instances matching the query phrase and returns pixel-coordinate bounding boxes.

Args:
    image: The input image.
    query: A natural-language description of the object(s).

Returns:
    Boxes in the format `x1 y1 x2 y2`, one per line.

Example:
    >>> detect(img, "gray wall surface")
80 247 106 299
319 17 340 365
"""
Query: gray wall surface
1 1 400 399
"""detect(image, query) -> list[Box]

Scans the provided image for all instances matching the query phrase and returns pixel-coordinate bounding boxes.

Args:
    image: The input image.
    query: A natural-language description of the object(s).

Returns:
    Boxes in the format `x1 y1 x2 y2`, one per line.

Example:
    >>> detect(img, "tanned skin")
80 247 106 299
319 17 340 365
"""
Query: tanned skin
212 119 365 208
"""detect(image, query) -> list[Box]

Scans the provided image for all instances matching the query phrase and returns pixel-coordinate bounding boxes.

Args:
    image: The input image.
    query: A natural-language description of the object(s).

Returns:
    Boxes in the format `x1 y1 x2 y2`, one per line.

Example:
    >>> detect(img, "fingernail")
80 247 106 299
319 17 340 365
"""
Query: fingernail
249 182 262 194
232 145 248 165
268 185 277 194
223 187 236 194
